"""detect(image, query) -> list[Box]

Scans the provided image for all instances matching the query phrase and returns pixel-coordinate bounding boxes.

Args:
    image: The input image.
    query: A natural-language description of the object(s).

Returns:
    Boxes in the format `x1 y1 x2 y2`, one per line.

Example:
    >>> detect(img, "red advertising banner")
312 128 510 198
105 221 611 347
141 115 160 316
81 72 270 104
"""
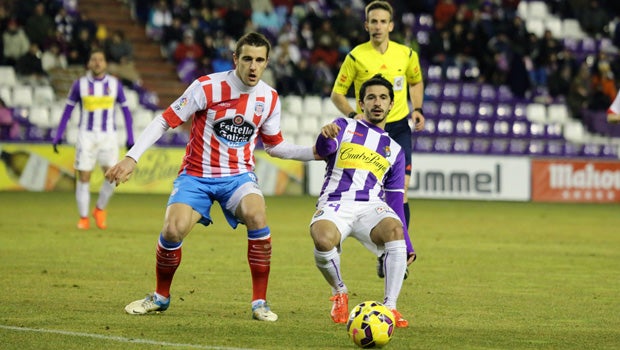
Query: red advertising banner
532 159 620 202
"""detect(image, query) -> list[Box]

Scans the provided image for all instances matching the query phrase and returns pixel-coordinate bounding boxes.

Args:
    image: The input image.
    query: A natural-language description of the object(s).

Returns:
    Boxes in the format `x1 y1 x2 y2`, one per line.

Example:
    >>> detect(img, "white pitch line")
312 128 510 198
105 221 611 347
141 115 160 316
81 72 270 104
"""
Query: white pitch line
0 324 256 350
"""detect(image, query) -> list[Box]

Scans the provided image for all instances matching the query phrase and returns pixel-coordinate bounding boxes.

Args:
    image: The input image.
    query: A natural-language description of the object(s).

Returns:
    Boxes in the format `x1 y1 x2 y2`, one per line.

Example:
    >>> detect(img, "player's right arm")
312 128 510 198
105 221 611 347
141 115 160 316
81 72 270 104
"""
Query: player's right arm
330 54 358 118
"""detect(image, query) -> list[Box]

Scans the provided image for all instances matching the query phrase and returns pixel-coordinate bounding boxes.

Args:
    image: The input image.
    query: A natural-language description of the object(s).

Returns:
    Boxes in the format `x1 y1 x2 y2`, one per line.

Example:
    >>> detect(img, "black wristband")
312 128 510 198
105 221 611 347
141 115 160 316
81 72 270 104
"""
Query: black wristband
414 107 424 115
347 111 357 119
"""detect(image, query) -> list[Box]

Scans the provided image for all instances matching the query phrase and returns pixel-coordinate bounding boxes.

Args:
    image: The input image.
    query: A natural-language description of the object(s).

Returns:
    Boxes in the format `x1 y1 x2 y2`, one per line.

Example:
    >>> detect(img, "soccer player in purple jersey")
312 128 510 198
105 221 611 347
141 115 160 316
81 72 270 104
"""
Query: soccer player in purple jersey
310 74 414 328
52 49 134 230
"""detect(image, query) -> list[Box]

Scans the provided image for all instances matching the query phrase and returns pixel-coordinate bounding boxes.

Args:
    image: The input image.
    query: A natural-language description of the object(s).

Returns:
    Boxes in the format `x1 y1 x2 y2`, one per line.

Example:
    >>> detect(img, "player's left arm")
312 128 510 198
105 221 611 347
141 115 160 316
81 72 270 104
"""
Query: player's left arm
116 83 135 147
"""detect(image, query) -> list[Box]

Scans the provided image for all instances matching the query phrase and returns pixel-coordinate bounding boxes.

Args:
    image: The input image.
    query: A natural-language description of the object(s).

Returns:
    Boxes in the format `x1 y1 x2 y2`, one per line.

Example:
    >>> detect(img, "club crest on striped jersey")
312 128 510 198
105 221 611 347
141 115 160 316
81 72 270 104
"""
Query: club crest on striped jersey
383 146 391 157
313 209 324 218
254 102 265 116
213 114 255 147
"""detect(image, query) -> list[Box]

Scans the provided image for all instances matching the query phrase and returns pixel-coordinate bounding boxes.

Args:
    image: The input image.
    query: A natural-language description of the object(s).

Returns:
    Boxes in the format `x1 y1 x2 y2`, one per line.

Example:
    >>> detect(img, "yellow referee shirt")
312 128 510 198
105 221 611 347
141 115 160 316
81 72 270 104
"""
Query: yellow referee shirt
332 41 423 124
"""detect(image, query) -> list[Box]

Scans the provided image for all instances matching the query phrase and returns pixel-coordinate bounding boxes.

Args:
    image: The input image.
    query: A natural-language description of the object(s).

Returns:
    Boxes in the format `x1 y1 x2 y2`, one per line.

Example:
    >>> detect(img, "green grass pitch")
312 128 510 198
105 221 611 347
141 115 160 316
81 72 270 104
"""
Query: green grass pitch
0 192 618 349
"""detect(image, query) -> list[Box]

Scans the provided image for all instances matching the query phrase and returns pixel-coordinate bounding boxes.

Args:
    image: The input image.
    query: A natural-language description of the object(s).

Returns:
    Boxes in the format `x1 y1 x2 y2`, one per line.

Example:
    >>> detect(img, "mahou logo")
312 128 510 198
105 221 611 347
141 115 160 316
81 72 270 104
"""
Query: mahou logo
532 160 620 202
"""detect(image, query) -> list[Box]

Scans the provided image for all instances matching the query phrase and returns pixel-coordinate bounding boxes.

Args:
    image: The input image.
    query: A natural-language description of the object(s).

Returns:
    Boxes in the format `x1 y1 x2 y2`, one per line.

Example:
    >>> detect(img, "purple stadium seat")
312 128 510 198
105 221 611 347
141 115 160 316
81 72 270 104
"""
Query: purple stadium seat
580 37 597 56
545 123 563 139
513 102 527 120
582 143 602 158
452 137 473 153
479 84 497 103
460 83 480 101
420 118 436 136
489 138 509 154
546 140 565 157
471 138 491 154
436 118 455 136
508 139 529 155
473 119 492 137
442 83 461 101
528 139 546 156
445 66 461 81
512 120 531 138
458 101 478 119
496 103 514 120
477 102 496 119
601 144 619 158
439 101 458 118
563 38 579 52
497 85 514 102
564 142 584 157
454 118 474 137
426 65 443 82
413 136 434 153
424 101 439 118
492 120 512 138
433 137 453 153
529 122 547 139
425 82 443 101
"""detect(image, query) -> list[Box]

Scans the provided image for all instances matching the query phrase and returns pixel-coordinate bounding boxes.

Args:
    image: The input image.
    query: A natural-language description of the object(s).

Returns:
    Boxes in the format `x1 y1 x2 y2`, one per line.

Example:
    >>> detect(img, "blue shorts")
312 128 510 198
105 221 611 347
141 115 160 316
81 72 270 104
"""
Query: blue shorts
167 172 262 229
385 117 413 176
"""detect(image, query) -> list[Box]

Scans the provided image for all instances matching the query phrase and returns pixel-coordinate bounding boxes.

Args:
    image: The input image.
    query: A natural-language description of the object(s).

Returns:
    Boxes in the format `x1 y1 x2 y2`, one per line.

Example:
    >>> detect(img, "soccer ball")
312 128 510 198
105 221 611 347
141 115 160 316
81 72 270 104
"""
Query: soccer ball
346 301 395 348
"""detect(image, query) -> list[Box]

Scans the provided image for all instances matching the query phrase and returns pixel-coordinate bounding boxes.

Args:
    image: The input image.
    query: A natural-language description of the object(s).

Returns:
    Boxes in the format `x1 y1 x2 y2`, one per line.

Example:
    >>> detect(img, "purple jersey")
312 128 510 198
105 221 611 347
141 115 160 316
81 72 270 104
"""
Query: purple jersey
314 117 412 252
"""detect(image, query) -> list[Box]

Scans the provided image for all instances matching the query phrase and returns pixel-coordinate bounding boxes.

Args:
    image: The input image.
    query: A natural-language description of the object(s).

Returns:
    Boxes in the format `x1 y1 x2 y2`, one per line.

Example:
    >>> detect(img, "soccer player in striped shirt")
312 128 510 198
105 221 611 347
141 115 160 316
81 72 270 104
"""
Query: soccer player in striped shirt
311 74 414 328
52 49 135 230
105 32 319 321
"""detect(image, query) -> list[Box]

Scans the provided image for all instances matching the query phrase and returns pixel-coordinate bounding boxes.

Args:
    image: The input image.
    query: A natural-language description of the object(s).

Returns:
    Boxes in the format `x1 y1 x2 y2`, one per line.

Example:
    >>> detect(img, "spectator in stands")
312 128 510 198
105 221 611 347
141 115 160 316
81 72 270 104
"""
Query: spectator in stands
41 41 68 72
54 6 74 43
223 1 249 40
297 20 315 53
272 50 296 96
579 0 609 37
173 30 203 65
251 7 281 40
105 30 141 86
568 62 592 120
185 16 207 47
170 0 191 23
426 28 455 75
3 18 30 66
590 58 617 109
24 2 54 48
273 35 301 65
74 12 97 39
433 0 458 31
67 27 94 66
332 4 363 46
15 42 49 86
292 56 315 96
146 0 173 42
161 16 184 61
310 19 339 68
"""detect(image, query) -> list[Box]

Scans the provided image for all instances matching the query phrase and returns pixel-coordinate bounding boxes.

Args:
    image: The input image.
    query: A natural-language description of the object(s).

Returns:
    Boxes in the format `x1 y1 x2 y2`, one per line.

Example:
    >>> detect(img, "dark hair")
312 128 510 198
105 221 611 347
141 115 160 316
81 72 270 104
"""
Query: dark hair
365 0 393 20
89 48 107 60
235 32 271 59
359 74 394 102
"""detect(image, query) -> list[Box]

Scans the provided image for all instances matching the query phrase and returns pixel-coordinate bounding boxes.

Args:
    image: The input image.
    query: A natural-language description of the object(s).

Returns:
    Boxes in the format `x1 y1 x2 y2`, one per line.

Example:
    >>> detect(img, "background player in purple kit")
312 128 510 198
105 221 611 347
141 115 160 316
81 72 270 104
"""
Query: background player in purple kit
310 74 414 328
52 49 134 230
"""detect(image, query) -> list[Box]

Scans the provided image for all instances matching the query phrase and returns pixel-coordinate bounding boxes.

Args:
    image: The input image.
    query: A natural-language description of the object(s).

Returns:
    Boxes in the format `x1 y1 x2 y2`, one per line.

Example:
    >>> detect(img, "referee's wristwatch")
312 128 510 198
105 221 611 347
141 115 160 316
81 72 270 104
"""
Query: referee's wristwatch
413 107 424 115
347 111 357 119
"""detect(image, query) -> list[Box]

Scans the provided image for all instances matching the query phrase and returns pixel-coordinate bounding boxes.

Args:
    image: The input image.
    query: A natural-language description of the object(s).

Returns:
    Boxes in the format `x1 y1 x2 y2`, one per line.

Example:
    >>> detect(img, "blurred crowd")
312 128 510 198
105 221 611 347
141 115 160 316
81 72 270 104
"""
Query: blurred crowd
1 0 620 121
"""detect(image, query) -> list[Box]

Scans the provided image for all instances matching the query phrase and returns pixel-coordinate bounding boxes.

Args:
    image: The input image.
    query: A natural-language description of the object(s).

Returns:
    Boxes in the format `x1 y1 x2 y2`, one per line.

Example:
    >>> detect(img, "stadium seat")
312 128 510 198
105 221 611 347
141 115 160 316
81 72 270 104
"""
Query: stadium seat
454 118 473 137
124 89 140 111
492 120 511 138
513 102 527 120
508 139 529 155
473 119 492 137
280 115 300 136
460 83 480 101
33 86 56 106
436 118 455 136
512 120 531 138
439 101 458 118
563 121 586 143
582 143 602 158
526 18 545 38
528 139 546 156
546 140 565 157
529 122 547 139
433 137 453 153
452 137 472 153
458 102 478 119
445 66 461 81
497 85 514 102
527 1 550 20
525 103 547 123
0 86 12 106
580 37 597 56
496 103 514 120
517 1 528 19
564 142 583 157
11 85 34 107
544 16 563 39
0 66 18 87
479 84 497 103
471 138 491 154
477 102 495 119
546 123 563 139
425 82 443 101
28 106 52 129
489 138 509 154
322 97 341 118
562 18 585 39
547 104 569 123
413 136 434 153
426 65 443 82
303 96 323 116
421 118 436 136
442 83 461 101
424 101 439 118
282 95 303 115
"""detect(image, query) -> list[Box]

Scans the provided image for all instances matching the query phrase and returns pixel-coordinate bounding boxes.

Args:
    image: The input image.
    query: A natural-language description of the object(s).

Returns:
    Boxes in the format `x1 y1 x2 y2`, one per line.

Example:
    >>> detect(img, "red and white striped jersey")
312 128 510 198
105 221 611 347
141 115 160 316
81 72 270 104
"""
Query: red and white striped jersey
162 70 285 178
